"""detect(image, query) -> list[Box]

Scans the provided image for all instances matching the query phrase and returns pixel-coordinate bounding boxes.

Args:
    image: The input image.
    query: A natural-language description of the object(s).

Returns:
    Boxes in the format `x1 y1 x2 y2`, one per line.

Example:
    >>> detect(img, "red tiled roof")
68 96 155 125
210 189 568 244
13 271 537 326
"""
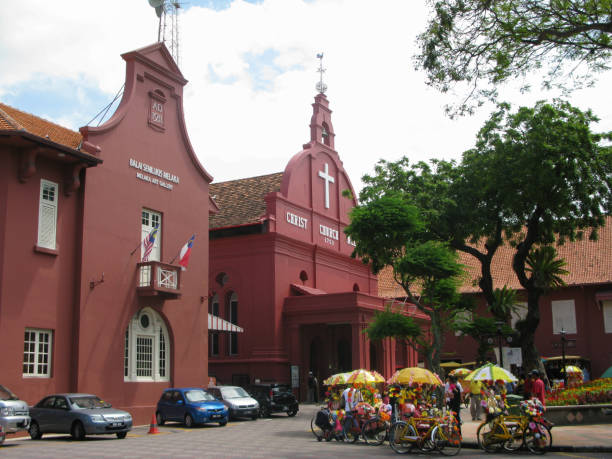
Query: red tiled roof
0 102 83 151
209 172 283 229
378 216 612 297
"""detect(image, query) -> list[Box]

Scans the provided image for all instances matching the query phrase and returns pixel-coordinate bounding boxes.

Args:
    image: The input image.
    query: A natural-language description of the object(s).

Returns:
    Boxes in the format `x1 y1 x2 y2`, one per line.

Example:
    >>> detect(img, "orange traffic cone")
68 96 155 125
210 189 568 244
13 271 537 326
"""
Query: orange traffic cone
148 413 160 434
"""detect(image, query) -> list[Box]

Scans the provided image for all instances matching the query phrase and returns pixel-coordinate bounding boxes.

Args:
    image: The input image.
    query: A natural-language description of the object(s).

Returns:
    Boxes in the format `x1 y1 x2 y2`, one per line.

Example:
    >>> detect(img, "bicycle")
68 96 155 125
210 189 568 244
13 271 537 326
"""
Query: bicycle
477 412 552 454
389 414 439 453
310 407 343 442
431 411 462 456
342 406 375 443
360 411 391 446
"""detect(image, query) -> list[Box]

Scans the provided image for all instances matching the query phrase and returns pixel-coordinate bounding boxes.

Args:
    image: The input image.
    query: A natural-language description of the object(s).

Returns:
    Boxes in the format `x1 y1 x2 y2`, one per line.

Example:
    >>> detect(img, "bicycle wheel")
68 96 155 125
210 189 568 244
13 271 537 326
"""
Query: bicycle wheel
523 421 552 455
342 416 360 443
361 418 387 446
310 414 324 441
389 421 417 454
502 421 524 451
477 421 502 453
431 424 462 456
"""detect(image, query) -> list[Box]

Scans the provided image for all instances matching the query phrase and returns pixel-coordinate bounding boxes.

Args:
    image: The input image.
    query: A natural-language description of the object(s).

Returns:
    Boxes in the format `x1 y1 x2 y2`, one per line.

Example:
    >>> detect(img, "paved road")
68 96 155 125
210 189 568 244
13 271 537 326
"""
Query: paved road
2 404 610 458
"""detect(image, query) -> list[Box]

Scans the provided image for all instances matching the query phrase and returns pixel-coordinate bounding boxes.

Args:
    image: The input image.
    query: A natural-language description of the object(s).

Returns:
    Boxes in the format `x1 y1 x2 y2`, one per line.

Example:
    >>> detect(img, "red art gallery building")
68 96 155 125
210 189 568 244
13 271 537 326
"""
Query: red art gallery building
0 43 216 424
208 93 428 397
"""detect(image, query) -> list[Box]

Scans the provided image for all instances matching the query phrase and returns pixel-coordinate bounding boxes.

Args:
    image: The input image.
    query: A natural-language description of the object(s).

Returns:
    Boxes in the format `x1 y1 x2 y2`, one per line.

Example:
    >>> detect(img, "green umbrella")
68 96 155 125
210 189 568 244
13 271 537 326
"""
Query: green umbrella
601 366 612 378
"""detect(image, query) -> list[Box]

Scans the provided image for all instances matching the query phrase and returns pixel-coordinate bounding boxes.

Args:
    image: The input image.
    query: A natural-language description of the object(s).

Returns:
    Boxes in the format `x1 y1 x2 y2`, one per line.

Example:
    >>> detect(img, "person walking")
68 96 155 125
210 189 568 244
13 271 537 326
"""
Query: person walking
469 379 483 421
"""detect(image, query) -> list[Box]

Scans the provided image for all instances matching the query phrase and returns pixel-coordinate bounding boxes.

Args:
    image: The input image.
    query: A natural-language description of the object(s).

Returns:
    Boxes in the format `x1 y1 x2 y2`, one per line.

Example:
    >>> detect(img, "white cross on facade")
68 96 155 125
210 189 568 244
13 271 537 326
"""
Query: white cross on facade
318 162 335 209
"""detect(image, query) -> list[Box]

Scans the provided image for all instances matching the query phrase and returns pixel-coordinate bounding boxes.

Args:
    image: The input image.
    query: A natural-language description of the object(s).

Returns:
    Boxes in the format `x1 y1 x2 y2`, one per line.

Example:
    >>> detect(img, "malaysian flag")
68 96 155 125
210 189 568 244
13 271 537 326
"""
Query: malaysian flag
142 224 159 262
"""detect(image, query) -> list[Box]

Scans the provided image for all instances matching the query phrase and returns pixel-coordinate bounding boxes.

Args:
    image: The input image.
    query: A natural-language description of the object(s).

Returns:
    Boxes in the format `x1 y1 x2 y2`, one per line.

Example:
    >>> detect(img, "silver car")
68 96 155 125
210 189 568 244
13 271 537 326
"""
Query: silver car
207 386 259 420
0 385 30 439
29 393 132 440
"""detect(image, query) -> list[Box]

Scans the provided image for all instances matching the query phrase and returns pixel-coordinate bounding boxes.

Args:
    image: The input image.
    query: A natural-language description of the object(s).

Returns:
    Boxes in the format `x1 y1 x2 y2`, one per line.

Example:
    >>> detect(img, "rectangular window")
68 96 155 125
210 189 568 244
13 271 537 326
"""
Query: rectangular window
210 333 219 356
454 310 472 336
141 209 162 262
136 336 153 377
229 298 238 355
603 301 612 334
551 299 577 334
37 180 58 249
159 327 166 378
23 329 52 377
511 302 528 329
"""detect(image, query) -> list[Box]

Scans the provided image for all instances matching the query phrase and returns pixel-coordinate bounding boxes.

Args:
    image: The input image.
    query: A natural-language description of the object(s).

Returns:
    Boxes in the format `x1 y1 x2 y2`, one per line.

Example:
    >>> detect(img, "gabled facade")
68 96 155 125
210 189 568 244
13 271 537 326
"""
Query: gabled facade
208 93 428 398
0 43 213 424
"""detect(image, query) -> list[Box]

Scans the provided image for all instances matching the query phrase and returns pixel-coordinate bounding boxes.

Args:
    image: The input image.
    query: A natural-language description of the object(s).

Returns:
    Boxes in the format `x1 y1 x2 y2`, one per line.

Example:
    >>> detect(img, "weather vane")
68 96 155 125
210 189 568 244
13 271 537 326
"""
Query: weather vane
316 52 327 94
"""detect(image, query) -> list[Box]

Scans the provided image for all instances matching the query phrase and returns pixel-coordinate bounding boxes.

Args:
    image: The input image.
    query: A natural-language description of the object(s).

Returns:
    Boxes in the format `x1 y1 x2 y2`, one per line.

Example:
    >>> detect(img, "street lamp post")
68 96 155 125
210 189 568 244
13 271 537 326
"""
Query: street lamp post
495 321 505 369
561 328 567 387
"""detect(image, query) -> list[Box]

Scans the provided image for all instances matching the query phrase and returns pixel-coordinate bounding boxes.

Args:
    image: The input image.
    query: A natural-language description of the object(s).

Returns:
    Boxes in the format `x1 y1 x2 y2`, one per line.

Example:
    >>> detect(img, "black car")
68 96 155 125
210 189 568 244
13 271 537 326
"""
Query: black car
247 383 298 418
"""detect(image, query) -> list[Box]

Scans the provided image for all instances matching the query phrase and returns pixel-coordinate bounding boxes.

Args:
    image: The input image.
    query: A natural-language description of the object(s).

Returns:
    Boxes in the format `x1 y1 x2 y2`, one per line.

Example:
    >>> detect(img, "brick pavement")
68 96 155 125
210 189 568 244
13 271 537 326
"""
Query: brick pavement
1 404 611 458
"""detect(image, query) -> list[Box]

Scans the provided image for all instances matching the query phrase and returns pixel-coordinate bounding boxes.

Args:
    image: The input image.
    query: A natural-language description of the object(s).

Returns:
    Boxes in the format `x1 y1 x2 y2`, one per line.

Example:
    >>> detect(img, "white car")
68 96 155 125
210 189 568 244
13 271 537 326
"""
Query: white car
207 386 259 420
0 385 30 441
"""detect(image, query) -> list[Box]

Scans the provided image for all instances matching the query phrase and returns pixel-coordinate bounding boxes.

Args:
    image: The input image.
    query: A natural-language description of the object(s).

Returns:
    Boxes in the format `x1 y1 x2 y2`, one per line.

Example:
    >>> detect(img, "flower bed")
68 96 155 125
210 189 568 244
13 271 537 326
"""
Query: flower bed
546 378 612 406
544 378 612 425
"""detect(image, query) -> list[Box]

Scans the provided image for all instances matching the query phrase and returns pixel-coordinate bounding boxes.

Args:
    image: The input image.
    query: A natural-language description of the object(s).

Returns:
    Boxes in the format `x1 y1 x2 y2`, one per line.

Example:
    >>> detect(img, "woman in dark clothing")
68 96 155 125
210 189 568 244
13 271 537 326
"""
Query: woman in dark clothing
448 375 462 432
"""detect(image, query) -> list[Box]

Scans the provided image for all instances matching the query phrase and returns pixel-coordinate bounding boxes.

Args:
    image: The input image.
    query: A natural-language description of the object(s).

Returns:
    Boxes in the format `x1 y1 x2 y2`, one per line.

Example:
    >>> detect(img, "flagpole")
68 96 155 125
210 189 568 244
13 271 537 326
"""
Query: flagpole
130 241 142 256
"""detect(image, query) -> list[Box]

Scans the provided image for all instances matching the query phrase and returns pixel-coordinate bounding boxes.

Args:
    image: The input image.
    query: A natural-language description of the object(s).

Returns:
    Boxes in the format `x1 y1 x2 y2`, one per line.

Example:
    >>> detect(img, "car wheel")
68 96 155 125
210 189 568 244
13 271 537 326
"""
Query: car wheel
251 414 258 421
71 421 86 441
156 411 165 426
219 420 227 426
287 408 298 417
116 431 127 439
259 404 270 418
29 421 43 440
184 413 194 428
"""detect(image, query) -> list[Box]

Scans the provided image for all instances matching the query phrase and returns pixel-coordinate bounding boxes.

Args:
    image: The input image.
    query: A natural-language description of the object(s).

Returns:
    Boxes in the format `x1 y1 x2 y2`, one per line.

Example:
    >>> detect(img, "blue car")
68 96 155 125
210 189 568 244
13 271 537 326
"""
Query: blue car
156 388 228 427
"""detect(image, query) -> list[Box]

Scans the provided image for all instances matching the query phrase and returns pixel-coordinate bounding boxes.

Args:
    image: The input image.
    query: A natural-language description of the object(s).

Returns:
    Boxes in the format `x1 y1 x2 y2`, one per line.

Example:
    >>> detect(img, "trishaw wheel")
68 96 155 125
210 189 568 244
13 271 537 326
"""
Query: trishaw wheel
389 421 416 454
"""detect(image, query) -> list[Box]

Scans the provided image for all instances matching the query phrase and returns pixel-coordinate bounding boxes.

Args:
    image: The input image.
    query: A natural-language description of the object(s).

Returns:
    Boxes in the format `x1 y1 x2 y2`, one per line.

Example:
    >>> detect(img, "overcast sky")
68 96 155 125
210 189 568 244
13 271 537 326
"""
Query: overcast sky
1 0 611 193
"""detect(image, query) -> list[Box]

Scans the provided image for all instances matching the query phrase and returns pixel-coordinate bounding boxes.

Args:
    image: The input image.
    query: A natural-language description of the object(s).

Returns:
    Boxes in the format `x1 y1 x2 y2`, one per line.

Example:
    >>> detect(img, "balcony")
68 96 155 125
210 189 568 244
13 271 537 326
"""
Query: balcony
136 261 181 299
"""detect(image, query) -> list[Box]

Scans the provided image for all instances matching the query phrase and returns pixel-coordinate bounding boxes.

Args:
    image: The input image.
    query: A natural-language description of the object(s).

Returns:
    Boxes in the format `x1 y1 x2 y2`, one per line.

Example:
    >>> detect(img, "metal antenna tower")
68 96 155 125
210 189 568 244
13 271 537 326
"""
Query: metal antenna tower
150 0 182 66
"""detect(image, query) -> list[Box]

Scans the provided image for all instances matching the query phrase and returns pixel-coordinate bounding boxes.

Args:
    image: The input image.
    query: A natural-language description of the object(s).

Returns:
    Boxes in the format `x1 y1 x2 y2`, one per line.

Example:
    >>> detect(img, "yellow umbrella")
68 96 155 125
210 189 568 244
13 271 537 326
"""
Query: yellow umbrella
464 363 517 382
387 367 443 386
449 367 471 377
323 372 352 386
440 361 463 368
345 368 386 385
562 365 583 374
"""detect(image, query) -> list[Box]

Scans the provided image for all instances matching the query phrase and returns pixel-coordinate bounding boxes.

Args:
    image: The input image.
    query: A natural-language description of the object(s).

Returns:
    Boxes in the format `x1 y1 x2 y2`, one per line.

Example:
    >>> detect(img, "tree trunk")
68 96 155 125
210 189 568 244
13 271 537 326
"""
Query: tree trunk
517 289 549 387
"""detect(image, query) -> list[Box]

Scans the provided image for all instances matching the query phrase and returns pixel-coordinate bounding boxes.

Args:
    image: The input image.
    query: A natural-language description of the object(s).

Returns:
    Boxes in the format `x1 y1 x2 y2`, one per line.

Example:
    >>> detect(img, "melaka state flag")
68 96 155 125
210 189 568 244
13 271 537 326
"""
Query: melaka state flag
178 235 195 270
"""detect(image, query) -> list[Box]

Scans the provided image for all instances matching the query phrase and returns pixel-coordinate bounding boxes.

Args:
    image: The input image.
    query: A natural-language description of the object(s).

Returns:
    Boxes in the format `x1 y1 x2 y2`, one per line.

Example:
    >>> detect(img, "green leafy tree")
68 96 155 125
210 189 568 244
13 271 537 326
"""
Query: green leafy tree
345 194 470 375
355 99 612 373
416 0 612 115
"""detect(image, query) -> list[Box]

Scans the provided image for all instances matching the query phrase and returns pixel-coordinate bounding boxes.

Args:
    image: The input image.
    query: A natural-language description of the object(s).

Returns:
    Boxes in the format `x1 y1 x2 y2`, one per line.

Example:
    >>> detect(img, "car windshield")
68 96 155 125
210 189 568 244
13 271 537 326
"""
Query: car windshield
70 396 111 409
272 385 291 393
0 385 19 401
185 390 215 402
221 387 249 399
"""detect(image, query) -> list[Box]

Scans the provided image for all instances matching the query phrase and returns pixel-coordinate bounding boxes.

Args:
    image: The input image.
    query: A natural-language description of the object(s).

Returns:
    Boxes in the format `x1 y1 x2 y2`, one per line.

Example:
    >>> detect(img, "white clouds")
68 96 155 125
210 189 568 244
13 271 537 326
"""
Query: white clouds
1 0 611 192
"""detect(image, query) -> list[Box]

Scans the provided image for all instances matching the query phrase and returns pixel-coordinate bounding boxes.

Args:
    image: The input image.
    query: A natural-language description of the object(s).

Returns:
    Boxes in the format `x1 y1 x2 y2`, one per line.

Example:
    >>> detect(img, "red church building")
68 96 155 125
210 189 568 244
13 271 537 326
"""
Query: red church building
207 92 428 398
0 43 214 424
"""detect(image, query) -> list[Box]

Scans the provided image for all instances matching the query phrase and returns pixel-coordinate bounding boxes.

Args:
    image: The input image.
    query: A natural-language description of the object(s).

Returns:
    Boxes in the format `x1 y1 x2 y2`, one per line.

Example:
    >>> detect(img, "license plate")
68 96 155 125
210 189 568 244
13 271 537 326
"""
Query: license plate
211 414 223 419
111 422 122 427
282 406 288 411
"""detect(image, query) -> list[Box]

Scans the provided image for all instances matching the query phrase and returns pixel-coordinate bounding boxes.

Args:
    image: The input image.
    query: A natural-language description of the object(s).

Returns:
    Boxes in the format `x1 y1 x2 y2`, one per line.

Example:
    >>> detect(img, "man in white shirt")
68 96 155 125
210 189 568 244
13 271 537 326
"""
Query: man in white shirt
341 386 363 411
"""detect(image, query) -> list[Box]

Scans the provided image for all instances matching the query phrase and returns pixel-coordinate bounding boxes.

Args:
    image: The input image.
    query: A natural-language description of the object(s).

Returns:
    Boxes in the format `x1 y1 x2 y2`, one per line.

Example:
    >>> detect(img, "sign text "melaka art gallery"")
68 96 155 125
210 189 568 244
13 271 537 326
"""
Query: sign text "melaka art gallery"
129 158 180 190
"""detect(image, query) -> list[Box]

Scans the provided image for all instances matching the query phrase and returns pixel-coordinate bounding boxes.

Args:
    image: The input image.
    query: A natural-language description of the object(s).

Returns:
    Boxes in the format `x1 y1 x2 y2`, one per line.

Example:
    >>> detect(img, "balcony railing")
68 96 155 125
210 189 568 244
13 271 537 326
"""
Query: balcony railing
136 261 181 299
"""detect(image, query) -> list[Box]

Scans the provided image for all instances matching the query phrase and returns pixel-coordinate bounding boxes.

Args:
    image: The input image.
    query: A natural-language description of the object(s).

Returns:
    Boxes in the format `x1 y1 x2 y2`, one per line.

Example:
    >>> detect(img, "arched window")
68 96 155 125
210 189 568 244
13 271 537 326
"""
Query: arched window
228 292 238 355
124 307 170 382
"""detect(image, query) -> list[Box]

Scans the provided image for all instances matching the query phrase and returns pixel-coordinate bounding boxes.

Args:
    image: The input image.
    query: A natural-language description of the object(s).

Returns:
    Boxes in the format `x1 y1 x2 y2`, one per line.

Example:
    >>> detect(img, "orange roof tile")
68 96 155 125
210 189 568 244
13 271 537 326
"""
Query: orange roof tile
209 172 283 229
378 216 612 297
0 102 83 151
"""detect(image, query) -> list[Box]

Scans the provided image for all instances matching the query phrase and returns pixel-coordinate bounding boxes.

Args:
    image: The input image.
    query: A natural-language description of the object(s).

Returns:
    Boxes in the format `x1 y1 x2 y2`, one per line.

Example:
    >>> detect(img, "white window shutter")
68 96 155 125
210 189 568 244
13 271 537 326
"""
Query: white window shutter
603 301 612 334
551 300 577 334
38 180 58 249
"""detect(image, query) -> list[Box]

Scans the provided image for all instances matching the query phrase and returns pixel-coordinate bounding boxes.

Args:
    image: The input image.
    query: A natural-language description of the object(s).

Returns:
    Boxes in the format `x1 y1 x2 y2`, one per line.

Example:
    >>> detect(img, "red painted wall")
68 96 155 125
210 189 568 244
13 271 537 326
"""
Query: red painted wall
441 285 612 378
